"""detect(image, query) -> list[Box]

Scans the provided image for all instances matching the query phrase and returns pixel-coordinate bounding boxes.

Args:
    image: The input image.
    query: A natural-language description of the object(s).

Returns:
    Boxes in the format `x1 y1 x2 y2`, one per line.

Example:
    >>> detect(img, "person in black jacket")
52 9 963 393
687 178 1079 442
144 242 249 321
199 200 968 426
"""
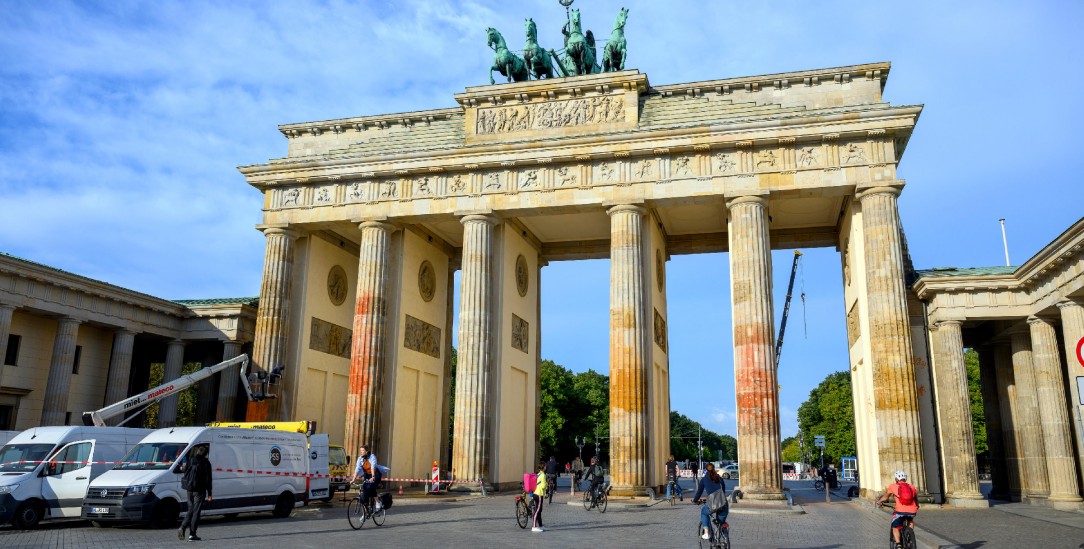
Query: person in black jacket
179 445 212 542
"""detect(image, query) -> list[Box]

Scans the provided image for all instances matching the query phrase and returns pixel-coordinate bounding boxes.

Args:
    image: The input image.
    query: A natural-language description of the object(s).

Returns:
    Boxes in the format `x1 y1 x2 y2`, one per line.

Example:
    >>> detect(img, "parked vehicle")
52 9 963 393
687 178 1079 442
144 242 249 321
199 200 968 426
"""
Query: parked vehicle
328 444 349 498
82 426 323 527
205 420 331 501
0 426 152 528
721 464 739 479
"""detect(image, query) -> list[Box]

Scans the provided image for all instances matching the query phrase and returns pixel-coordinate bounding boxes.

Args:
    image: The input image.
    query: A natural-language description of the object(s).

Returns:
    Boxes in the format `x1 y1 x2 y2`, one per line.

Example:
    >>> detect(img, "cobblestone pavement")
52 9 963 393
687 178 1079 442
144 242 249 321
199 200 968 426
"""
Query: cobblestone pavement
2 479 1081 548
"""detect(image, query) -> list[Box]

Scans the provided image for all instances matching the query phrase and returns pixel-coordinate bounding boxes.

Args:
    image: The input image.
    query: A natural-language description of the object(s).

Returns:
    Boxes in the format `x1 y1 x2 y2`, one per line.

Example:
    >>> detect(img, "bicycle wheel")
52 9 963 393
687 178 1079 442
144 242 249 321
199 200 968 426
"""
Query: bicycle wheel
371 506 386 527
347 497 366 530
597 490 608 513
715 522 730 549
583 489 592 510
515 499 530 529
814 479 825 491
901 526 917 549
698 520 708 549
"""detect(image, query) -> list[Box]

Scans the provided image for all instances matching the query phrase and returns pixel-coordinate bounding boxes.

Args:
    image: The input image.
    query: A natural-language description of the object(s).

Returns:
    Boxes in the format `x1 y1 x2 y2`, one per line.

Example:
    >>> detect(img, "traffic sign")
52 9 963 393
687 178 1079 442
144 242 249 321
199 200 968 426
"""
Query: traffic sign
1076 336 1084 367
814 435 825 448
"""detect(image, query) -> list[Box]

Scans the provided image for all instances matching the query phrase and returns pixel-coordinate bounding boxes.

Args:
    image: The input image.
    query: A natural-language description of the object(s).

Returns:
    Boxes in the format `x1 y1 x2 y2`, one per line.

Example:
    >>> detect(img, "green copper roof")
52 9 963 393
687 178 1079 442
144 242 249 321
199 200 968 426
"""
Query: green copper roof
173 297 259 307
914 266 1018 278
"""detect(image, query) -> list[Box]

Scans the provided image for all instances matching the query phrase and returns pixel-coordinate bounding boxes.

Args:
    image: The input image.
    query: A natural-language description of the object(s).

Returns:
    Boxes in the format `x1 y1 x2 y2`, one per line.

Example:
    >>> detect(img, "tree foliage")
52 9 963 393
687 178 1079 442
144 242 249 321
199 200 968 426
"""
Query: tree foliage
143 362 202 428
781 436 802 463
965 349 988 456
539 360 610 462
796 370 856 466
669 411 736 463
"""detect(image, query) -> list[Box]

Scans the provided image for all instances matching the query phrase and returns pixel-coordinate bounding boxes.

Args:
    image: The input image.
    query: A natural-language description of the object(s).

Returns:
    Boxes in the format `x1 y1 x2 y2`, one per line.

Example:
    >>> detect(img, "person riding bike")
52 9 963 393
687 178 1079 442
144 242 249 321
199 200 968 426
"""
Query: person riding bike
348 444 385 511
583 456 605 502
691 462 728 541
664 454 683 501
545 455 559 492
571 456 584 488
875 470 919 549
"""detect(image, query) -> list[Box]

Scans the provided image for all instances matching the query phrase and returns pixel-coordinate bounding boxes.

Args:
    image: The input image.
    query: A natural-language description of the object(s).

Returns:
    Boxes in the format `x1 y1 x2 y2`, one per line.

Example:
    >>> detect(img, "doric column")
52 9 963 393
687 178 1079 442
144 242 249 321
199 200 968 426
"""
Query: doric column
451 214 499 488
993 344 1024 500
103 329 137 424
1028 316 1083 505
1010 332 1049 499
607 204 648 494
41 316 81 426
857 186 926 492
215 341 245 421
931 320 983 503
157 339 186 427
247 227 299 421
0 303 14 374
1056 300 1084 486
344 221 395 457
977 346 1009 500
726 196 783 500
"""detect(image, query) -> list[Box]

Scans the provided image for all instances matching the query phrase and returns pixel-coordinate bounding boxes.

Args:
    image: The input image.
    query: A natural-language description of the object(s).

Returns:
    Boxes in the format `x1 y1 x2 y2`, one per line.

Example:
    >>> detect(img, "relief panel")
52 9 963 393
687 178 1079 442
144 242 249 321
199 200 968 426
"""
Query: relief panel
511 313 530 353
309 317 352 359
404 314 441 358
474 95 627 136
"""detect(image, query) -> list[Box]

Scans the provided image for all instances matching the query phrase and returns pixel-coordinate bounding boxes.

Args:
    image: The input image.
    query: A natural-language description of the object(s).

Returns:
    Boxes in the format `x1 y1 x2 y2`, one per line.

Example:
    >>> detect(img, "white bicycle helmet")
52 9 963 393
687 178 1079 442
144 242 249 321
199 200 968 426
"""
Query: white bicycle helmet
893 470 908 481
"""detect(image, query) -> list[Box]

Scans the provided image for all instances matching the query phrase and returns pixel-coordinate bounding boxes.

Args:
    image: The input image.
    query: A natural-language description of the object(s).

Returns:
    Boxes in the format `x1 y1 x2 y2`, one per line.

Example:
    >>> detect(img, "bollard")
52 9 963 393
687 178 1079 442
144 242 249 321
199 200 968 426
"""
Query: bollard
480 478 488 497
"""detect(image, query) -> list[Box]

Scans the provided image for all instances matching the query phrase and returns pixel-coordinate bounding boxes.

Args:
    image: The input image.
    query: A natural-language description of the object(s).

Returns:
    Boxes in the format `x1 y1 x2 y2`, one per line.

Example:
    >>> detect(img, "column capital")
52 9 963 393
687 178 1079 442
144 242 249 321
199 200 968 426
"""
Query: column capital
259 226 300 239
459 213 500 226
1056 299 1083 311
358 220 397 233
57 316 82 325
0 302 15 312
167 338 186 347
114 327 138 336
935 319 964 330
724 195 768 210
1027 315 1053 327
606 203 646 217
855 185 902 202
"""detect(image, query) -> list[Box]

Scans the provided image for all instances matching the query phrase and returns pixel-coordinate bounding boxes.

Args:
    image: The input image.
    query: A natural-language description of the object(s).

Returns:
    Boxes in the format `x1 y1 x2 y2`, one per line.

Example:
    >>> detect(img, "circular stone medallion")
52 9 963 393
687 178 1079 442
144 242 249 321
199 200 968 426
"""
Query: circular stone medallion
327 265 348 306
419 260 436 302
515 255 529 297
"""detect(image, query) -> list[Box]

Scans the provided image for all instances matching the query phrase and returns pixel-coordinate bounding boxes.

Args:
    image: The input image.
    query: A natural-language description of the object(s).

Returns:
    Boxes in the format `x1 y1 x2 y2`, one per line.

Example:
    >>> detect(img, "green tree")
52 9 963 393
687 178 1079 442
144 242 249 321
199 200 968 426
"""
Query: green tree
781 436 802 463
965 349 988 457
539 359 576 458
143 361 202 428
796 371 856 466
669 411 736 462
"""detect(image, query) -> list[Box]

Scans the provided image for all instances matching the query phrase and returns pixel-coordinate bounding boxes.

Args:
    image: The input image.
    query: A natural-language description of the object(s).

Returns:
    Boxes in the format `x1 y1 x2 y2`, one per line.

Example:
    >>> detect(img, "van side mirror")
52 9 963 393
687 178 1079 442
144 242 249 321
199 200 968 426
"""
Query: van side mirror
47 462 58 476
346 455 351 464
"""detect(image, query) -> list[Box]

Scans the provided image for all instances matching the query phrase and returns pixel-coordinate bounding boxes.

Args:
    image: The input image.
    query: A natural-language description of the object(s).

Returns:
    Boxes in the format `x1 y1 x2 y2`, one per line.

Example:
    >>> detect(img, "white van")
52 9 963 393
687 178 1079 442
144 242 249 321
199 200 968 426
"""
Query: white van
83 427 327 526
0 426 152 528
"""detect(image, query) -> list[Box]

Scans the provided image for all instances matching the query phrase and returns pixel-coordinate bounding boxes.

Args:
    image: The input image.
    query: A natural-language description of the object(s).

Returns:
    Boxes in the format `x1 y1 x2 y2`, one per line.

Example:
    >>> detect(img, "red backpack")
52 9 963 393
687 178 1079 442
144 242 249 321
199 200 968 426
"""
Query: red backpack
896 482 915 506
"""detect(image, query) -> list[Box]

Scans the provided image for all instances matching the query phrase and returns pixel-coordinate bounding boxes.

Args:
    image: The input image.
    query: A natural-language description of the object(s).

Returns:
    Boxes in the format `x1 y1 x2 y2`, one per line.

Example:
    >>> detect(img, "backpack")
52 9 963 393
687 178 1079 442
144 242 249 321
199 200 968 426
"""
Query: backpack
896 482 915 506
706 479 728 513
523 472 537 492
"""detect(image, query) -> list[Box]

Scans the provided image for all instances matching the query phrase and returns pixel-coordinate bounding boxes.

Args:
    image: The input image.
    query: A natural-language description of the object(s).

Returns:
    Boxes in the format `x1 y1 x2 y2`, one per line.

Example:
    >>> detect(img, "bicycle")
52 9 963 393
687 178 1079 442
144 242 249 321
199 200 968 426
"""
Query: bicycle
515 490 538 529
694 500 730 549
546 473 556 504
666 478 683 505
880 501 916 549
814 478 825 491
582 483 608 513
347 480 386 530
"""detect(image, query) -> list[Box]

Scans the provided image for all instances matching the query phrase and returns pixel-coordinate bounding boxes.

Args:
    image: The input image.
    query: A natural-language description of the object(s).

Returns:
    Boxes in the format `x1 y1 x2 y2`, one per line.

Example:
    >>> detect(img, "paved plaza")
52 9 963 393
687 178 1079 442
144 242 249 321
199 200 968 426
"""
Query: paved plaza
3 479 1083 548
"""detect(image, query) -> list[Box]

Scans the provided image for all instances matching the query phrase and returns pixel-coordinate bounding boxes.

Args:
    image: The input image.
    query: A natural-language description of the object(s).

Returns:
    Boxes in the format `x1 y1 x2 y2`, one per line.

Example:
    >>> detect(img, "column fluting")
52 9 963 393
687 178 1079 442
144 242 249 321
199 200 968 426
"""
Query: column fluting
1056 300 1084 486
248 227 298 421
727 196 783 499
215 341 245 421
932 321 983 500
41 316 81 426
1028 316 1083 503
1010 332 1049 498
608 204 648 494
0 304 14 377
103 329 137 424
858 186 926 492
345 221 395 457
157 339 186 427
451 214 499 488
993 344 1024 500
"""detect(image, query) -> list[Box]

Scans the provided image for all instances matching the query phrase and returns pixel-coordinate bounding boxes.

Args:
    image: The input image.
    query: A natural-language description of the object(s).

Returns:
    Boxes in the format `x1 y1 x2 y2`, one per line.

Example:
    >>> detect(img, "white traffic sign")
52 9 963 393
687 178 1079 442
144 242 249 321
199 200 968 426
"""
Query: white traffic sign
814 435 826 448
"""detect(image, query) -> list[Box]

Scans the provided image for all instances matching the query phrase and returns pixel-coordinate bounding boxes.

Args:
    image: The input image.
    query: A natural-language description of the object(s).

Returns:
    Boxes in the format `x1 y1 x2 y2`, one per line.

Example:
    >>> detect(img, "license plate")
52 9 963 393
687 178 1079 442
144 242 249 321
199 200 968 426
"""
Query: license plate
92 507 109 514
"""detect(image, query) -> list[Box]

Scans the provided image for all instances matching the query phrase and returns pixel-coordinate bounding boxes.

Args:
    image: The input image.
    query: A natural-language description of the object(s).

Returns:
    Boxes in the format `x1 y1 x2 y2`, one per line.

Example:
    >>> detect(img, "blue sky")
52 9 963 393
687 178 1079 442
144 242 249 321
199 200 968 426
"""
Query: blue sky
2 1 1082 439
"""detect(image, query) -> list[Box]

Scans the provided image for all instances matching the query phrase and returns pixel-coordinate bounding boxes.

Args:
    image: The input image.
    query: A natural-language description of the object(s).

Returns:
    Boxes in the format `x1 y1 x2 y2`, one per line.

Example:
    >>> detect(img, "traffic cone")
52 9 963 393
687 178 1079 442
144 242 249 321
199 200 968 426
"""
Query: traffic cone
398 484 403 496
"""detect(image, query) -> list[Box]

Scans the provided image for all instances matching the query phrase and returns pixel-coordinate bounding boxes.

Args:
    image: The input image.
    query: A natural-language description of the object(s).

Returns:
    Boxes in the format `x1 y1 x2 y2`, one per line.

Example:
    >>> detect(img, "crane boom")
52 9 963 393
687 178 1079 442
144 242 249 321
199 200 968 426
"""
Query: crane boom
82 354 249 427
775 250 803 369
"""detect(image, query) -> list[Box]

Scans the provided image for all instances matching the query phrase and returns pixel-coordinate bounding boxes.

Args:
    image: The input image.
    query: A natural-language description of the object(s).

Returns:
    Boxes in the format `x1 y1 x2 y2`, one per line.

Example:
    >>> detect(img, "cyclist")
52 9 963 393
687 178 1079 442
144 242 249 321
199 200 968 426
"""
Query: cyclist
571 456 584 489
691 462 728 541
876 470 919 549
583 456 605 503
665 454 683 501
545 455 559 493
347 444 384 512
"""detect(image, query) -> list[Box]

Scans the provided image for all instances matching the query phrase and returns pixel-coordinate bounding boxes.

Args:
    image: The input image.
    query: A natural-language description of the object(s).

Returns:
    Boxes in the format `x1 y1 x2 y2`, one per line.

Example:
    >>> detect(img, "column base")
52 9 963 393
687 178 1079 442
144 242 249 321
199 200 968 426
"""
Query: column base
1047 498 1084 512
609 485 649 497
736 487 787 502
946 495 990 508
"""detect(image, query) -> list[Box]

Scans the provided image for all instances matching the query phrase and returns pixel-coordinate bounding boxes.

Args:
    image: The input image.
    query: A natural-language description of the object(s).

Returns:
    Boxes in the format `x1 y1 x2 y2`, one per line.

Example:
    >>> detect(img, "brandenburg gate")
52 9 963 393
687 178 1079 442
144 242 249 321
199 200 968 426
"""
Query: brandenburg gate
239 61 930 498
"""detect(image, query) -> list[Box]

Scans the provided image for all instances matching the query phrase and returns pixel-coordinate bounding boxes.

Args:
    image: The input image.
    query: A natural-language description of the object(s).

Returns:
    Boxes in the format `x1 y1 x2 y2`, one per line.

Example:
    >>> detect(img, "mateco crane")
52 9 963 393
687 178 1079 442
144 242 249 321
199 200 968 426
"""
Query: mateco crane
81 354 276 427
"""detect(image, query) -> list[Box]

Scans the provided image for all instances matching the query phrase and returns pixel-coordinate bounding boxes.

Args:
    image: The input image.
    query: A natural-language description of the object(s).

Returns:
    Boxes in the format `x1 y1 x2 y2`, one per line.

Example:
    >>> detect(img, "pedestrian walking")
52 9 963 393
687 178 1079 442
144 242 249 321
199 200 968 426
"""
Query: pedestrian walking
179 445 212 542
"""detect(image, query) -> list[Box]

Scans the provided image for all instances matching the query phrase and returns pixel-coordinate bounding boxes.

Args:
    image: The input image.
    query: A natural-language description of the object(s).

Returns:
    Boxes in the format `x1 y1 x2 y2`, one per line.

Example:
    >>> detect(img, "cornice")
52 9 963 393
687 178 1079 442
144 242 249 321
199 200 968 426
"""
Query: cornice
650 62 891 97
277 107 463 139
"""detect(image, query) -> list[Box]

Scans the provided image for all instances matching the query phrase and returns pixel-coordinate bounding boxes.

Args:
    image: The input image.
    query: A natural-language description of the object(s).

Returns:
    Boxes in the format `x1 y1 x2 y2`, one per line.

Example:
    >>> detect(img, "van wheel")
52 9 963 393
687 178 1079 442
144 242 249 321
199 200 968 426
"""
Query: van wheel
272 492 294 518
150 499 179 528
13 500 45 529
322 487 335 503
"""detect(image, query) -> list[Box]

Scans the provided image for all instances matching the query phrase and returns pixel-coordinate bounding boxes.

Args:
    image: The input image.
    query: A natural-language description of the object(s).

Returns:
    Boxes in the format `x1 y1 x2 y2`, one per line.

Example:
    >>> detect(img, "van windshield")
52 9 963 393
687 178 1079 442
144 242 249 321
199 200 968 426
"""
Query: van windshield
114 442 188 470
0 444 56 473
329 447 347 467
